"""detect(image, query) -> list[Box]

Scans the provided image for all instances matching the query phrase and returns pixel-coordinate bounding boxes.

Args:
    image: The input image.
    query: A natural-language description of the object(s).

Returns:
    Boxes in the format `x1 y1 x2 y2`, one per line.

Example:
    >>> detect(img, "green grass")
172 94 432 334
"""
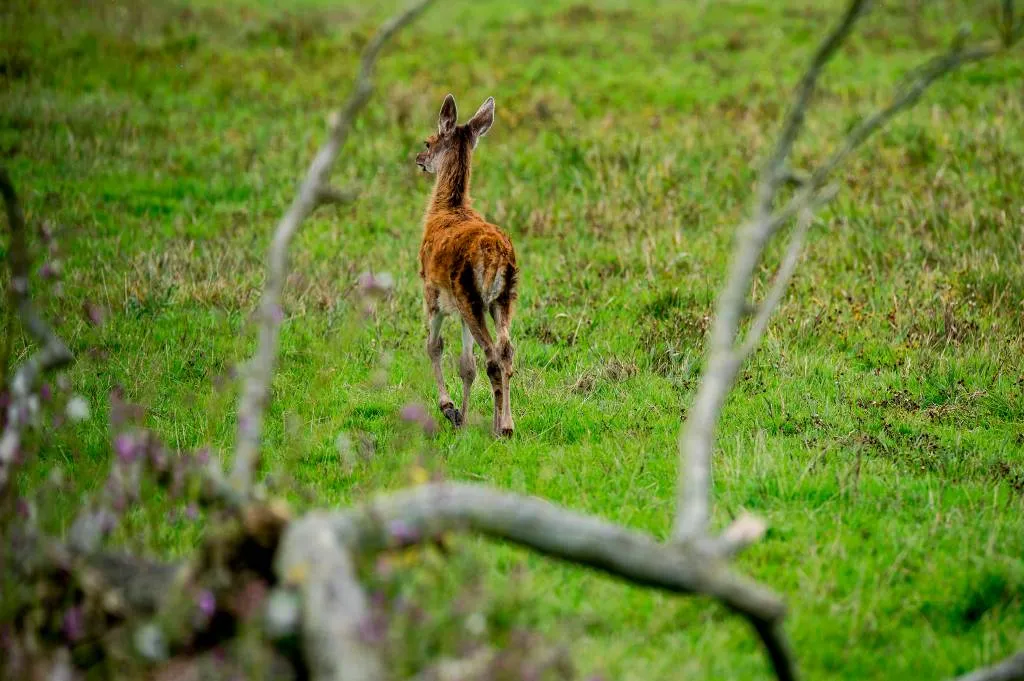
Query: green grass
3 0 1024 678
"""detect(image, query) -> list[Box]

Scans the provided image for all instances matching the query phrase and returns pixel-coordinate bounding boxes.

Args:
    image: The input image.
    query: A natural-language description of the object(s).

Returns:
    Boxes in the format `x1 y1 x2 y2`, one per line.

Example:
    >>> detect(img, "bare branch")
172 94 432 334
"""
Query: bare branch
0 168 74 494
674 0 1020 545
711 512 769 560
230 0 435 493
276 515 385 681
953 651 1024 681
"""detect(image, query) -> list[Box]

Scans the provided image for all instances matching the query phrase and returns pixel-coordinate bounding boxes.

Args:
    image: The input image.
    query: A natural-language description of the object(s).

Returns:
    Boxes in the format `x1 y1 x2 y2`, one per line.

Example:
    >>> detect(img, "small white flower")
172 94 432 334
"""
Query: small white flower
0 430 20 461
26 395 40 422
66 395 90 422
464 612 486 637
335 432 355 473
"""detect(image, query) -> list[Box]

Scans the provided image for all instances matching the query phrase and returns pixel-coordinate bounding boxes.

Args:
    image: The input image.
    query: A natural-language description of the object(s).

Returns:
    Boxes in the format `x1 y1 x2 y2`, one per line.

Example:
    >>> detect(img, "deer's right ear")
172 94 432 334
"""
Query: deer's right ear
438 94 458 135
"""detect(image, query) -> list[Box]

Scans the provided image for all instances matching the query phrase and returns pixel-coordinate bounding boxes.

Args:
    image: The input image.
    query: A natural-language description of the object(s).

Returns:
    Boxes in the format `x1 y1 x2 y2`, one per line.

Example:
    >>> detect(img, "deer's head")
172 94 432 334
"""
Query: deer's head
416 94 494 174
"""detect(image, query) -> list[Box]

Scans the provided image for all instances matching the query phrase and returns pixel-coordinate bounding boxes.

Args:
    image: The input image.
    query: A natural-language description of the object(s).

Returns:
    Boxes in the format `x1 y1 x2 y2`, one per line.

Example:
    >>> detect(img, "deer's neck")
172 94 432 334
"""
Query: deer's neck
429 142 472 213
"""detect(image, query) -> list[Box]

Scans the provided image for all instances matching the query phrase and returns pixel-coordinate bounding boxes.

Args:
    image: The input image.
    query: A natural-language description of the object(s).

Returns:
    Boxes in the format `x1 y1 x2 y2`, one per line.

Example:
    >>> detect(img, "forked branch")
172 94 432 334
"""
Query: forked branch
674 0 1021 545
230 0 436 493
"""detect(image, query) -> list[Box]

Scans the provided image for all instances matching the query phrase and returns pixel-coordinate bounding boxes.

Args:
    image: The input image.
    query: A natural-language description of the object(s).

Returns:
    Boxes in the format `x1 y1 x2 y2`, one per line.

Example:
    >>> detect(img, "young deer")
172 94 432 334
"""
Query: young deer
415 94 518 437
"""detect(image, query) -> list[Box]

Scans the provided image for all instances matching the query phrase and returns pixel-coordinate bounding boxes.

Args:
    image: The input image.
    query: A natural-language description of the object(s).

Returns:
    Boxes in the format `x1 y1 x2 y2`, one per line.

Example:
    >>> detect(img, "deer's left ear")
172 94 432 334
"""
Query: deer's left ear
467 97 495 147
439 94 458 136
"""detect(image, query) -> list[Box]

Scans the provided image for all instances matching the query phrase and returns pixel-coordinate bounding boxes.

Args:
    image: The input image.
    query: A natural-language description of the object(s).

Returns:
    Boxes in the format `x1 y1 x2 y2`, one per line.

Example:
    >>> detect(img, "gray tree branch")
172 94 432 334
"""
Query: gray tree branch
953 651 1024 681
0 168 74 494
230 0 436 494
276 515 385 681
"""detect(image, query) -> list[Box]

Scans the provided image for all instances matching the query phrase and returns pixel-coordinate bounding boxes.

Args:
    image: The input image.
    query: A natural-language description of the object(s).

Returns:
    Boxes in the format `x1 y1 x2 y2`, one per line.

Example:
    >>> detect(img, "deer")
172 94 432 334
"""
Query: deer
415 94 518 437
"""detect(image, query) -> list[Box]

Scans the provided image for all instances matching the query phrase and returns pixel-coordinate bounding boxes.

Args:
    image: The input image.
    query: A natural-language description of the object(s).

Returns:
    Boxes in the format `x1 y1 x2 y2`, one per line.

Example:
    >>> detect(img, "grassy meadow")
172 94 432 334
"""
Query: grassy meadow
2 0 1024 678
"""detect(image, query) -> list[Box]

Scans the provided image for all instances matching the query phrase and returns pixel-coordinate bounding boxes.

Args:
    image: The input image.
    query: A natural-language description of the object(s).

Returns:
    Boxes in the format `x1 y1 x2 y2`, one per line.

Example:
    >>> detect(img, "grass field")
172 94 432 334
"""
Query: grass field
3 0 1024 678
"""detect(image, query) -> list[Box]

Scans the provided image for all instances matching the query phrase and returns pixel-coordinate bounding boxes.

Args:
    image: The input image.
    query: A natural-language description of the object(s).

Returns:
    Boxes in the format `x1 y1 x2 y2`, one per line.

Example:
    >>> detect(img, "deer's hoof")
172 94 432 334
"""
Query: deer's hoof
496 426 514 438
442 404 463 428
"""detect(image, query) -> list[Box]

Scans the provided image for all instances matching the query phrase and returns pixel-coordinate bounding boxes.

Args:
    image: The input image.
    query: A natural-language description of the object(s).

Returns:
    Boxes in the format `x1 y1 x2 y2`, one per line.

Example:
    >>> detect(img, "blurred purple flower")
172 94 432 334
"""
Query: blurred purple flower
62 607 85 642
149 444 168 473
114 433 138 463
39 383 52 402
388 519 419 544
197 590 216 619
399 403 428 423
184 503 199 521
194 447 210 465
39 260 61 280
170 461 186 498
357 271 395 298
15 498 30 518
399 402 438 436
83 302 106 327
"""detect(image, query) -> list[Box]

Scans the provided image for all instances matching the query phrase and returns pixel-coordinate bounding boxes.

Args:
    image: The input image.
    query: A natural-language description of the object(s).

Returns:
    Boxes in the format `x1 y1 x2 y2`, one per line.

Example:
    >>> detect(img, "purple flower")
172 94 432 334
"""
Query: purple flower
399 403 428 424
197 590 216 619
149 444 168 473
184 503 199 521
357 271 395 298
83 302 106 327
399 402 438 436
15 498 30 518
170 461 186 498
194 447 210 465
114 433 138 463
62 606 85 642
388 519 419 544
39 383 52 402
39 260 61 280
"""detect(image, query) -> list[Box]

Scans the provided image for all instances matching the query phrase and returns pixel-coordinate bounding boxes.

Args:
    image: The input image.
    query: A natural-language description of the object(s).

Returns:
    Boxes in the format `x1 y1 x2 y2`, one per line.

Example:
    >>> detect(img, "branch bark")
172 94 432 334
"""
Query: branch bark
0 168 74 494
953 651 1024 681
230 0 436 494
276 515 385 681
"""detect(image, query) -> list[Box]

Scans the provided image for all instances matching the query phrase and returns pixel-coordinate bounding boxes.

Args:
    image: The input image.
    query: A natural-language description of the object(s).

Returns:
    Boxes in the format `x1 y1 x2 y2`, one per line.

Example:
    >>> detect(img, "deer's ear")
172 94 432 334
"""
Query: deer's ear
467 97 495 147
438 94 458 135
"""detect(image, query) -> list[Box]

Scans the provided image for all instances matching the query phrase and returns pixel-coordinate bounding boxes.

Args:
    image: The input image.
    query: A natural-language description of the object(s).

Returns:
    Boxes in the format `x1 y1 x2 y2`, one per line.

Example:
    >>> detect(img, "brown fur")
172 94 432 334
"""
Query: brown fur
415 95 519 436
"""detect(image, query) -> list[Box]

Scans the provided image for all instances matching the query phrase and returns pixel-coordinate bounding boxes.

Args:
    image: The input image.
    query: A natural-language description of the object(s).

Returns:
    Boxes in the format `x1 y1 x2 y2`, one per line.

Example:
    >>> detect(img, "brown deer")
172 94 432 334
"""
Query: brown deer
415 94 518 437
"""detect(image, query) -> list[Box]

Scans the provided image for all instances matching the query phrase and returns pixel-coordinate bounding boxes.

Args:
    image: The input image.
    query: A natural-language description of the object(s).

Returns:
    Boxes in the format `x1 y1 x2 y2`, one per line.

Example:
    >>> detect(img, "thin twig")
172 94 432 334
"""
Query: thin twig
230 0 436 493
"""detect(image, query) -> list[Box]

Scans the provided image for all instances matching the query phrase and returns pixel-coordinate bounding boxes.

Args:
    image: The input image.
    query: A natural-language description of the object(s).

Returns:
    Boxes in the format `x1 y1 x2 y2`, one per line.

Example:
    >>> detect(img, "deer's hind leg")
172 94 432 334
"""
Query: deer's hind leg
458 320 476 426
451 266 508 437
425 284 461 427
490 298 515 438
